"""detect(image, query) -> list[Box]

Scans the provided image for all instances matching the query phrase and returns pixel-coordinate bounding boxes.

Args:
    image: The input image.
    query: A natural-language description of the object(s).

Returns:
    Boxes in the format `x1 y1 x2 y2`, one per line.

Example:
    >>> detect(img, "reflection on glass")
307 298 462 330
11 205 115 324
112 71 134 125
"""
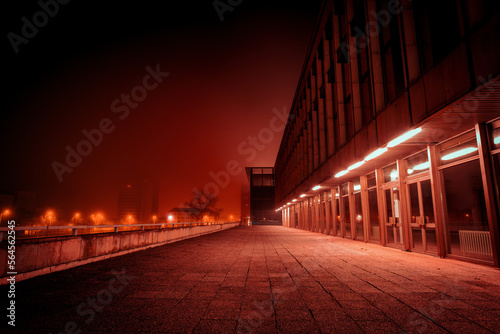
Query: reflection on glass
383 163 398 182
343 195 351 238
368 189 379 242
334 198 341 236
355 193 363 240
443 160 492 261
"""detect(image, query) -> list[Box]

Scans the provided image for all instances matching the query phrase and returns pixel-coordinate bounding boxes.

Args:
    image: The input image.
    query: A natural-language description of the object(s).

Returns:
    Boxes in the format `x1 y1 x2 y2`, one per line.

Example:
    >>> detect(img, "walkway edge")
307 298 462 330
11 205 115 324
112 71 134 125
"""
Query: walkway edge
0 224 237 285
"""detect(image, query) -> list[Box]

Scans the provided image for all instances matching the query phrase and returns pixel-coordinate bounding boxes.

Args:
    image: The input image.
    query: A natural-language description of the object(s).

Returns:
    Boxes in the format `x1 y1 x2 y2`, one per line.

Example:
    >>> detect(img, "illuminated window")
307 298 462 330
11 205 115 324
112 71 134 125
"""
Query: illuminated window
439 131 478 165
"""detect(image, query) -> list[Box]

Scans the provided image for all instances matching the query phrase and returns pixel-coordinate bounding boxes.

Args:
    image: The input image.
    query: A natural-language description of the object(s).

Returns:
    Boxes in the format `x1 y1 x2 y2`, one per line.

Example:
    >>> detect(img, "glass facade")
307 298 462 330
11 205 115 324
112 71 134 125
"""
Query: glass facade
442 160 491 261
277 0 499 267
281 124 499 265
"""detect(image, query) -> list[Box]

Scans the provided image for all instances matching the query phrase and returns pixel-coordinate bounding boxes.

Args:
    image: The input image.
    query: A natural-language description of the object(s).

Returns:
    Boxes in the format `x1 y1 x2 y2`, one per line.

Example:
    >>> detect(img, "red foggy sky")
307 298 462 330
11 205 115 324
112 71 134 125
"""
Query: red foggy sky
1 1 321 220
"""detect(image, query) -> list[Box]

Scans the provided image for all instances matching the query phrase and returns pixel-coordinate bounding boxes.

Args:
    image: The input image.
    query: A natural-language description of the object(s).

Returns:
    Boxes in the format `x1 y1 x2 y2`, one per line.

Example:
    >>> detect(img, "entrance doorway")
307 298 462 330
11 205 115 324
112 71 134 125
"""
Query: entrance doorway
406 178 438 253
382 184 404 248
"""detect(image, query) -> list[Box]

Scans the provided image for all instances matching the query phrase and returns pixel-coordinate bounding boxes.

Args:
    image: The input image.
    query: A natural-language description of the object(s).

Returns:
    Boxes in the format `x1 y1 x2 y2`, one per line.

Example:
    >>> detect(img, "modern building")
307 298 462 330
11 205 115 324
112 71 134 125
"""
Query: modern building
118 179 159 224
246 167 281 224
275 0 500 266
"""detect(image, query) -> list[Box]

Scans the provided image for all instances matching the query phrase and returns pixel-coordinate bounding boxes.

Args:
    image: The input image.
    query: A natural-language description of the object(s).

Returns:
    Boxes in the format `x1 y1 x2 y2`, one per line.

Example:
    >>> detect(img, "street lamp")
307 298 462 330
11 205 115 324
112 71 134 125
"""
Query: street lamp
72 212 81 225
0 209 10 226
96 213 104 225
46 210 54 227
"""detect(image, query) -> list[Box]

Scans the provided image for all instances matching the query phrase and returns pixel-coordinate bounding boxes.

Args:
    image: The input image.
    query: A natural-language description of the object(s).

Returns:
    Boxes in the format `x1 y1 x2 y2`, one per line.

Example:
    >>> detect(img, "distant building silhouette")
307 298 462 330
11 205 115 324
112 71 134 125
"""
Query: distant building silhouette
245 167 281 225
118 179 158 224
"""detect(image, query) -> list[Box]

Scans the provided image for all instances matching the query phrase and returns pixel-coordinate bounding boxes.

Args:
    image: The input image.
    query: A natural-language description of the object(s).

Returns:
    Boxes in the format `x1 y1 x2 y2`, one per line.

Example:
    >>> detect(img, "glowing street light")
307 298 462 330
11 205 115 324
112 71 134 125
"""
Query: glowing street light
45 210 55 227
167 215 173 222
299 194 307 198
292 199 297 202
348 161 364 171
312 185 321 191
0 209 11 225
335 170 349 178
364 147 388 161
387 127 422 148
72 212 81 224
152 215 157 224
95 213 104 225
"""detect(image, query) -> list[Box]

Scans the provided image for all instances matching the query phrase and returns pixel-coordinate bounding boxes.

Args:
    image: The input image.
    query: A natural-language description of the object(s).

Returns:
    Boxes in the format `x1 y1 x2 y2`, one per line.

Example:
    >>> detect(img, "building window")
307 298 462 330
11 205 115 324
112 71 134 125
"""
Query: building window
377 0 405 102
336 0 354 143
366 173 380 242
354 0 374 126
441 160 491 261
489 120 500 224
439 131 478 166
383 163 398 182
413 0 462 73
353 181 363 240
438 131 491 261
406 150 429 176
341 183 351 237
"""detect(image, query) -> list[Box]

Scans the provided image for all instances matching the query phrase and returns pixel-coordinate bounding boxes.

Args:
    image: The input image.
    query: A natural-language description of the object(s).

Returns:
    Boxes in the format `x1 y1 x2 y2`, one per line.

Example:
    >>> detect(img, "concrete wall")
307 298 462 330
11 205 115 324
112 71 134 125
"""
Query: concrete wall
0 223 238 284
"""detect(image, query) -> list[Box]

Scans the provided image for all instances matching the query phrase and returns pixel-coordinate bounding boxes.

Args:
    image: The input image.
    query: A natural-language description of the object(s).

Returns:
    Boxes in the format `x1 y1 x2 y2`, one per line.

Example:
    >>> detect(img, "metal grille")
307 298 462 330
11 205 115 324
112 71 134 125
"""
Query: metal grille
459 230 493 257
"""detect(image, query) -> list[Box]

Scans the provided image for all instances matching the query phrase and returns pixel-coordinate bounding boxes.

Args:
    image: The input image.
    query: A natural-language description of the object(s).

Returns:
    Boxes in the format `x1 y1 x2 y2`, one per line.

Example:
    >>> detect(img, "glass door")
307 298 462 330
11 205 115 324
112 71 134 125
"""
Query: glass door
382 184 404 248
406 178 437 253
341 184 350 238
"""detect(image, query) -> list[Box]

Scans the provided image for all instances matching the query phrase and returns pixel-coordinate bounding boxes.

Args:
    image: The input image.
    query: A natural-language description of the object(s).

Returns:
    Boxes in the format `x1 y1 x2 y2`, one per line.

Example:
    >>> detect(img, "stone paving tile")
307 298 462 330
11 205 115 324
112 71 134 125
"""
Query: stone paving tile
3 225 500 334
277 319 320 333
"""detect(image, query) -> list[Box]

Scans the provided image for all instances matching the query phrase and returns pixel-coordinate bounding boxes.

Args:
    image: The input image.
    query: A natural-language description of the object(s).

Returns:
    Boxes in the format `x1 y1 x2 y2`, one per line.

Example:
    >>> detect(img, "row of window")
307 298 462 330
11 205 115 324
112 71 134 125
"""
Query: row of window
276 0 494 200
282 122 500 264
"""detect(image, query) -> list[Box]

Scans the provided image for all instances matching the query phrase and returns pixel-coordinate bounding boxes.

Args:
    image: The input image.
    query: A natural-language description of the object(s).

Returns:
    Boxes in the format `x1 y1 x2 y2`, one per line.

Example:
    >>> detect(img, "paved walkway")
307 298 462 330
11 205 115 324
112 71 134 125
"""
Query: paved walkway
2 226 500 333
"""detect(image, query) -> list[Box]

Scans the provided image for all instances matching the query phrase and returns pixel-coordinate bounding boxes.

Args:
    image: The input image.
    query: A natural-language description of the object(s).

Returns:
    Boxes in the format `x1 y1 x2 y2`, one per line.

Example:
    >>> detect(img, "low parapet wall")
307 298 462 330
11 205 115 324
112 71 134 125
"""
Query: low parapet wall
0 222 238 284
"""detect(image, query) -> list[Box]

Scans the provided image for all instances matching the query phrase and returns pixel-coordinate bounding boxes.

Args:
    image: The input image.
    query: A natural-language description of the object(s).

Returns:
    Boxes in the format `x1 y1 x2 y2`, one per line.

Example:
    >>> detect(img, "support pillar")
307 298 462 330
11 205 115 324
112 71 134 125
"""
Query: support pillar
325 191 331 235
